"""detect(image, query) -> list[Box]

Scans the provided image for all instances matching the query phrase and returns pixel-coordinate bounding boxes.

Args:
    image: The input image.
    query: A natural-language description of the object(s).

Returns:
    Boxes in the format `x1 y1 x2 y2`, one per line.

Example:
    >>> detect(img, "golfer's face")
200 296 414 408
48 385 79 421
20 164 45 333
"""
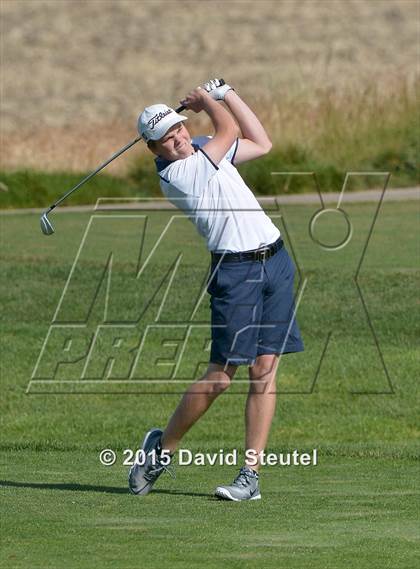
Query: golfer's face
155 123 193 161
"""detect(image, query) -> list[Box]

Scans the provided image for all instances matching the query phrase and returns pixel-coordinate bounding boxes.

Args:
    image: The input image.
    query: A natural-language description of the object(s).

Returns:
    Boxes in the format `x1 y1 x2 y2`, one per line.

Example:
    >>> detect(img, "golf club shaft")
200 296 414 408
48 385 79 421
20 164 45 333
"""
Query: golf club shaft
45 135 141 213
45 104 186 214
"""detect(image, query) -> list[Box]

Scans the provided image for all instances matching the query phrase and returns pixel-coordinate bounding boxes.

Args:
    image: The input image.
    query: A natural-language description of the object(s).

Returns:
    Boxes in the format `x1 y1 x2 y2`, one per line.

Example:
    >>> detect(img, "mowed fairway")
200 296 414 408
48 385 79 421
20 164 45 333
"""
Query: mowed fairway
1 199 419 568
1 451 418 569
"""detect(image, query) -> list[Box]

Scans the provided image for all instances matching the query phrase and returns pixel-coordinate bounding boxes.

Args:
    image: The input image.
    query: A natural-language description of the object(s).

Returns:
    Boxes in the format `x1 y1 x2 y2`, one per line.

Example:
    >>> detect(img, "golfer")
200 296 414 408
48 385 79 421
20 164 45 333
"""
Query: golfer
129 79 304 501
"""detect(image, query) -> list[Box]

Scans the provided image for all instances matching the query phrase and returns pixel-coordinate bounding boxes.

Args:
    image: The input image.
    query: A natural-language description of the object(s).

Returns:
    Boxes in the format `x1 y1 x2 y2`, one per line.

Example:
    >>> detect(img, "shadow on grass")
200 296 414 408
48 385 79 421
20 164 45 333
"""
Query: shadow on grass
0 480 210 498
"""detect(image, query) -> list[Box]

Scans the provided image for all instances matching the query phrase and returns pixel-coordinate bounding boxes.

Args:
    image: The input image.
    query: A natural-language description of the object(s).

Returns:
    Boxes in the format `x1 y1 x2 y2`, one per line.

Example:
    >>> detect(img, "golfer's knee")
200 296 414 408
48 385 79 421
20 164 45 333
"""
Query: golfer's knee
249 363 274 382
200 371 232 396
248 359 278 393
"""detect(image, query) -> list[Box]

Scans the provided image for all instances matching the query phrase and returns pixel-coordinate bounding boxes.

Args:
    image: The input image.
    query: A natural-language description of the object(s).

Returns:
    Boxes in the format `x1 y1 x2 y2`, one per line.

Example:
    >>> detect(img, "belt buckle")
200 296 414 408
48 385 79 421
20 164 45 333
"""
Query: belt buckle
256 248 269 262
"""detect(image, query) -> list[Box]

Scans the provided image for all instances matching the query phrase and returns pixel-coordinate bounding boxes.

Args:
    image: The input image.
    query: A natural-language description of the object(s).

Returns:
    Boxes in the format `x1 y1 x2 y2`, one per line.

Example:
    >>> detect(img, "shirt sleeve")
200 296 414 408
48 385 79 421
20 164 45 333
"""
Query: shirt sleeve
161 150 218 196
224 138 239 164
193 135 239 165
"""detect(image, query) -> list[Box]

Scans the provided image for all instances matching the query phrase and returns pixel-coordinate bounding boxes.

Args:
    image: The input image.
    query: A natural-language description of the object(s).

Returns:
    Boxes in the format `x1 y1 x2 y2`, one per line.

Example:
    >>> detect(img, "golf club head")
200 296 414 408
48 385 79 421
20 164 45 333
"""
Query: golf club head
40 212 54 235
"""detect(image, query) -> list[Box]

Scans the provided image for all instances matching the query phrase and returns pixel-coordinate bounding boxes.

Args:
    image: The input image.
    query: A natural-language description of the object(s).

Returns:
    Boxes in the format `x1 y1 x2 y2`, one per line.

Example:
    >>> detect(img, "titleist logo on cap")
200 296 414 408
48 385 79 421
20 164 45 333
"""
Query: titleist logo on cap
148 109 173 130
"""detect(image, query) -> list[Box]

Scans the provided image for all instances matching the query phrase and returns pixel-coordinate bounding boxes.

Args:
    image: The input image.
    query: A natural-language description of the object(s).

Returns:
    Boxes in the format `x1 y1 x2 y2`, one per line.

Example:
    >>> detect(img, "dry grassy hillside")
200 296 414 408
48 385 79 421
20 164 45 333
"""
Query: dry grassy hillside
1 0 418 174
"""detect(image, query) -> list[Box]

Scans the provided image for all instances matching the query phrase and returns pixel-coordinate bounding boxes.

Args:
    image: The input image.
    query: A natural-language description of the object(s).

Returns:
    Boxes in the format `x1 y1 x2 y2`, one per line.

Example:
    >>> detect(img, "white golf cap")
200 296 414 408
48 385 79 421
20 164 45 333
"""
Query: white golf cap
138 104 188 142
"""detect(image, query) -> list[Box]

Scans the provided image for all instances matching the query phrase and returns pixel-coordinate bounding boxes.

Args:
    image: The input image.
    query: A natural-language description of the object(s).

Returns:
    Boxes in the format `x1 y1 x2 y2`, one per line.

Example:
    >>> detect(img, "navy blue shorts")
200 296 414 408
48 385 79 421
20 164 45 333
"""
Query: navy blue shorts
207 244 304 366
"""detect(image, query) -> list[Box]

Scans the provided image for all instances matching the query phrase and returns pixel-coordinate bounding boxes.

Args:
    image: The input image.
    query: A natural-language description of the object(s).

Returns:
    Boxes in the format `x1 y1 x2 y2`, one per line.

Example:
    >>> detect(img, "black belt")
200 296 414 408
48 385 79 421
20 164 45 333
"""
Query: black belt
211 237 284 263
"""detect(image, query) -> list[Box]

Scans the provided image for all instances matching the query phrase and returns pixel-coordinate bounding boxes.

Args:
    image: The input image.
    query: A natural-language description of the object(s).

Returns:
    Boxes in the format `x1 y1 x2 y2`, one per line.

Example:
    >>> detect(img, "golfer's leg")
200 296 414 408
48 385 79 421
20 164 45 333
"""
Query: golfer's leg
245 354 280 471
161 363 237 453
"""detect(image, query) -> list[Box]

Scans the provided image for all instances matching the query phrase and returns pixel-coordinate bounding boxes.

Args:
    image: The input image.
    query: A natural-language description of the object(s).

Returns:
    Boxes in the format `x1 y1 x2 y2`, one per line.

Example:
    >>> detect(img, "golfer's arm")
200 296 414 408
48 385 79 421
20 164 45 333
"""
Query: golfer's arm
223 90 272 164
201 96 239 165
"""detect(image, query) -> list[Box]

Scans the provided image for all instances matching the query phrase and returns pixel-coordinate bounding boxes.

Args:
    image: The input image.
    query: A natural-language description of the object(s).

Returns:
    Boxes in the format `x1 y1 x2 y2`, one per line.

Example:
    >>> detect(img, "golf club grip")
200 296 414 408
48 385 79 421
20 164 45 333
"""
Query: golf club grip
175 79 225 113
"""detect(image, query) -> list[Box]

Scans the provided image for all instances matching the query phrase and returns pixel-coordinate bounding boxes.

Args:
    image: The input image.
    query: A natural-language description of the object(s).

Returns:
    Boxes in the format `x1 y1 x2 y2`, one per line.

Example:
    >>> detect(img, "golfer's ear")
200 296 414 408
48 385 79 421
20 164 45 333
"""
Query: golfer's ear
147 140 158 155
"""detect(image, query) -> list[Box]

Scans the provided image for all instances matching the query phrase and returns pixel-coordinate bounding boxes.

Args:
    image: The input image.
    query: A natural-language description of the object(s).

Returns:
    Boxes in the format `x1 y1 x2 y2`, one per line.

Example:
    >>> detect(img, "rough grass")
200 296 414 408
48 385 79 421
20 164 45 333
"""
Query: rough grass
1 78 418 207
0 169 138 209
1 0 419 177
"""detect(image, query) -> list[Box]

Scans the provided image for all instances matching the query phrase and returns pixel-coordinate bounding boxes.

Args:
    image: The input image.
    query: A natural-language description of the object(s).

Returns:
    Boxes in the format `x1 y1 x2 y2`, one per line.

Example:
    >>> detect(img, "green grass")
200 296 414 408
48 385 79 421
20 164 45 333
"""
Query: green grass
0 170 138 209
1 451 419 569
1 201 419 567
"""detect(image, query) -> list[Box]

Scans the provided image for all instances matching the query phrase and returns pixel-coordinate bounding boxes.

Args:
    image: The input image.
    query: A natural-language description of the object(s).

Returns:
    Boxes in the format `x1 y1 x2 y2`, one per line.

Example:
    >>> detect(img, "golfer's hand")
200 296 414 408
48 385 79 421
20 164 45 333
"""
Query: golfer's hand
180 88 212 113
203 78 233 101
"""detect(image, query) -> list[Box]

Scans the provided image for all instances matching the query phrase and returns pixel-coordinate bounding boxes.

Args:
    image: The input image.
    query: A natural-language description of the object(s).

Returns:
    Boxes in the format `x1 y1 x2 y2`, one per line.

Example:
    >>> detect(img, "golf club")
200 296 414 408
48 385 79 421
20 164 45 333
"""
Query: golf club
40 102 188 235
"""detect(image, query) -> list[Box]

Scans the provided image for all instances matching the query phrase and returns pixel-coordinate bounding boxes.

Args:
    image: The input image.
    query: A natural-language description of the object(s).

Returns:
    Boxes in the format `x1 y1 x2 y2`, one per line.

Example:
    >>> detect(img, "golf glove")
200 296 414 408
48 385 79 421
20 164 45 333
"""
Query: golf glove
203 78 233 101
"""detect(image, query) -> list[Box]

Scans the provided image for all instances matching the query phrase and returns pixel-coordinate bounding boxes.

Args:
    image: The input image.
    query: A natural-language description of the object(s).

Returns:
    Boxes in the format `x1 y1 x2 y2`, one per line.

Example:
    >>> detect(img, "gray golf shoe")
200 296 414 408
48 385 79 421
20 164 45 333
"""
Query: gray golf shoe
128 428 173 496
215 466 261 501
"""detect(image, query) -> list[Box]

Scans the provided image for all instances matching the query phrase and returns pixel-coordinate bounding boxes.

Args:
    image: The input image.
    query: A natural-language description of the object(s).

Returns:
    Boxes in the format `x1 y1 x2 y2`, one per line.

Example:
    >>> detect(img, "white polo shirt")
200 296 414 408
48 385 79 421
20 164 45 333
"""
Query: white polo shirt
155 136 280 252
